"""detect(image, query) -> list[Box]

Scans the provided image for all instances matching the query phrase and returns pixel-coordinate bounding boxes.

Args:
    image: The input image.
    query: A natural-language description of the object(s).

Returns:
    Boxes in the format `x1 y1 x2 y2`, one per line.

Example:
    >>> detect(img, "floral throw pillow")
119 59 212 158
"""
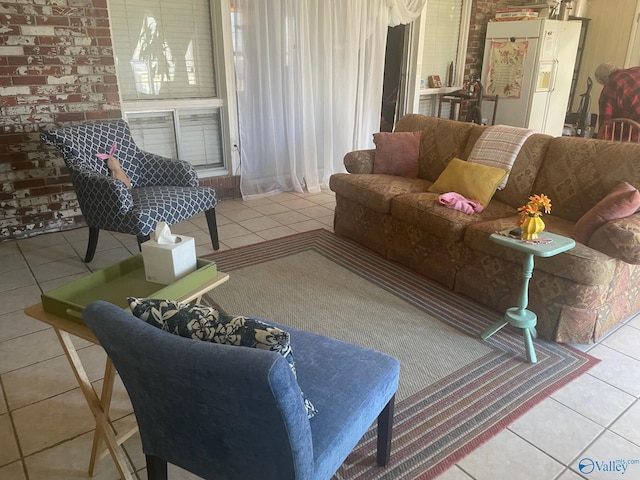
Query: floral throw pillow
127 297 317 418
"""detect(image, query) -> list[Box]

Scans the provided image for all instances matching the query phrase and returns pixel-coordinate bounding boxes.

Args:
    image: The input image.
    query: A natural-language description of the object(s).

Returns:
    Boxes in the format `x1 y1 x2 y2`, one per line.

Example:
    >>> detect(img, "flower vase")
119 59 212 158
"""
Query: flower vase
521 216 545 240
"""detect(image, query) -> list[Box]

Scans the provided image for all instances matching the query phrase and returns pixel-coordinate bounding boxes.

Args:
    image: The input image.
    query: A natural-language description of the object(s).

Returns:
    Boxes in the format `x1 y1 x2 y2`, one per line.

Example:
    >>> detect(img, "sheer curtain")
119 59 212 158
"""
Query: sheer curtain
233 0 425 199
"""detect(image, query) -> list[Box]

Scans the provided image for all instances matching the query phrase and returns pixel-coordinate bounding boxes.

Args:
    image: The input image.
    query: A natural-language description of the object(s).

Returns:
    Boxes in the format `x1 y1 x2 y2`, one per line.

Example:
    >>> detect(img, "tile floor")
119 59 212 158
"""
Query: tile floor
1 190 639 480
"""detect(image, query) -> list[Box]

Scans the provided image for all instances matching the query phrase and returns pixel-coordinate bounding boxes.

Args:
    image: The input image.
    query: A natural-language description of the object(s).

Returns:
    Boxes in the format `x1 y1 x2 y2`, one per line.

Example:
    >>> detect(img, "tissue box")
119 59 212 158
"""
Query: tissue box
141 235 197 284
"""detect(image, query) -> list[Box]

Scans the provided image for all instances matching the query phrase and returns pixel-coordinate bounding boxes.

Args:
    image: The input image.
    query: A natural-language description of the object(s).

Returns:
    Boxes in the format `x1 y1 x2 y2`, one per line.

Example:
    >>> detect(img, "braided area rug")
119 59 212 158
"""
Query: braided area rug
202 229 598 479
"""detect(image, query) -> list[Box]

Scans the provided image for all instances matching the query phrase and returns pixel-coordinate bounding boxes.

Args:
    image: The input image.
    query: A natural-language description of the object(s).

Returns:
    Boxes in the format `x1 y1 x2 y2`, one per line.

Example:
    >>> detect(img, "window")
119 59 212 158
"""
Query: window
420 0 464 89
109 0 229 174
413 0 472 116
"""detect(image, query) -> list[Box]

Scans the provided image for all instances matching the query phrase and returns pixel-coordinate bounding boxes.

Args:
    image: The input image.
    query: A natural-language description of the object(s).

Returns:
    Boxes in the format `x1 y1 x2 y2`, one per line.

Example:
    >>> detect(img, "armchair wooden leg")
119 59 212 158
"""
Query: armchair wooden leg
145 455 168 480
85 227 100 263
376 394 395 466
137 234 150 251
205 208 220 250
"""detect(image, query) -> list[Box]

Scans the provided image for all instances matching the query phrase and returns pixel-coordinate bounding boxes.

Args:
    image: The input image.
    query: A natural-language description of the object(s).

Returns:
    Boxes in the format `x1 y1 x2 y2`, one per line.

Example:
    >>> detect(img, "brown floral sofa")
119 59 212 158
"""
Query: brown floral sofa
329 114 640 344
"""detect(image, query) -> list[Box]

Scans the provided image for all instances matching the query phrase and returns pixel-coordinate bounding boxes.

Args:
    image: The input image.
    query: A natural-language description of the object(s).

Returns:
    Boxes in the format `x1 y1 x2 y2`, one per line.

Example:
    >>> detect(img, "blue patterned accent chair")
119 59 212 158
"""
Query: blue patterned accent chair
41 119 219 262
82 300 400 480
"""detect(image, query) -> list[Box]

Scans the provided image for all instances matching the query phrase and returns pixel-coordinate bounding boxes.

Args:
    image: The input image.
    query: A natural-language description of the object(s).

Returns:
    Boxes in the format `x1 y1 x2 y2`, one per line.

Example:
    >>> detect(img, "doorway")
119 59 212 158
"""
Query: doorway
381 24 407 132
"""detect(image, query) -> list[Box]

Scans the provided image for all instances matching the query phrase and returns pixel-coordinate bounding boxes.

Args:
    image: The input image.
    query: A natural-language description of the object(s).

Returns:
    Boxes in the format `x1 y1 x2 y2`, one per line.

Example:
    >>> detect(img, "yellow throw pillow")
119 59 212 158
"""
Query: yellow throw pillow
428 157 508 207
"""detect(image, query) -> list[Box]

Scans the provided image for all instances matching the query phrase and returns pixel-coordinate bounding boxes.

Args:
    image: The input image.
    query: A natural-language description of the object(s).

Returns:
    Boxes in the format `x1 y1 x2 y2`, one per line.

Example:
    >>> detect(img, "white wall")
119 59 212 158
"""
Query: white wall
575 0 637 121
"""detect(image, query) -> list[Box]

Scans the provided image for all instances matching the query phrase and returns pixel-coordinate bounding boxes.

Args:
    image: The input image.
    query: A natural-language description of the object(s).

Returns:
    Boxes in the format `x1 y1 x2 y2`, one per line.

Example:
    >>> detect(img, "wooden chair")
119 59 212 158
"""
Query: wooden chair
599 118 640 142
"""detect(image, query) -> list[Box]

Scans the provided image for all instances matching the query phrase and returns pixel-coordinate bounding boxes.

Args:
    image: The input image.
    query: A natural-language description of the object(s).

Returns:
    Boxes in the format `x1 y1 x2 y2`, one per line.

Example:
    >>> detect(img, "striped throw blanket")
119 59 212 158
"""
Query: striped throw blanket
467 125 535 189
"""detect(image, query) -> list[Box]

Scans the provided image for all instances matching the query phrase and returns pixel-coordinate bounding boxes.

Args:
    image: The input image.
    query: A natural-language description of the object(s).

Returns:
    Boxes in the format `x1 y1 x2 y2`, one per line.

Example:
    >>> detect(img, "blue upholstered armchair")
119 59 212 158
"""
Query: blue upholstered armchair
41 120 219 262
82 300 400 480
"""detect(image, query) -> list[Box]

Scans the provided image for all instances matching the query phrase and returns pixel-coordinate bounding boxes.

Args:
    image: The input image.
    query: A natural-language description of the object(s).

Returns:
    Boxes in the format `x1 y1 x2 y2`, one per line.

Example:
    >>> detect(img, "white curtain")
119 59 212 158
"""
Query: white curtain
234 0 425 199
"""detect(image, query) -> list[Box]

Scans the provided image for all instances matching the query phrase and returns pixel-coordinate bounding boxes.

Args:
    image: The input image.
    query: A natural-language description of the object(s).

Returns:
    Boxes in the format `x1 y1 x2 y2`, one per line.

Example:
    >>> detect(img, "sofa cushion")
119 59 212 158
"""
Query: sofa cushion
427 158 508 207
372 131 421 177
390 192 516 243
329 173 431 213
394 115 476 182
572 182 640 244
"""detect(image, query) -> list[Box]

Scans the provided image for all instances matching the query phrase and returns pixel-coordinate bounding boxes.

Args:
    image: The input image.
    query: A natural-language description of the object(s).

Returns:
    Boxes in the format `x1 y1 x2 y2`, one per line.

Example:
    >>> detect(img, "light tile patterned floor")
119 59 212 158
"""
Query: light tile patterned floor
0 190 639 480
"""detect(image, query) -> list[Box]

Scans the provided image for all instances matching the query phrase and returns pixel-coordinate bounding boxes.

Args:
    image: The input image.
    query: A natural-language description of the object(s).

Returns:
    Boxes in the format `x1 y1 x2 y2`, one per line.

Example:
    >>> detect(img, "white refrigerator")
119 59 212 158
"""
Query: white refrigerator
480 19 581 137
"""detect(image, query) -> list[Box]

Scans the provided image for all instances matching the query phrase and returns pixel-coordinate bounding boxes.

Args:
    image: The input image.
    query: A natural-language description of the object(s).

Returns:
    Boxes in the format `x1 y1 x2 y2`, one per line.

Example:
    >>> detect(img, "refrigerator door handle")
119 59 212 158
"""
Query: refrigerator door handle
549 58 560 93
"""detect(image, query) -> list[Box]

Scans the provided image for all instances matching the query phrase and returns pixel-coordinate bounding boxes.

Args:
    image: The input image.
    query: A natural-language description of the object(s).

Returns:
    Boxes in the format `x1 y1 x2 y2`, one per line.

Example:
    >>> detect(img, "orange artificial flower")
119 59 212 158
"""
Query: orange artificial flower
518 194 552 218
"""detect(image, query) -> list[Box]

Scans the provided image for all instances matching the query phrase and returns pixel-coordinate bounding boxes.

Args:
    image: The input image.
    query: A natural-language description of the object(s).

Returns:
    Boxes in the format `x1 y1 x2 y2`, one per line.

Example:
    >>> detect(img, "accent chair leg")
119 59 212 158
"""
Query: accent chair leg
85 227 99 263
205 208 220 250
137 234 150 251
376 394 395 466
145 454 168 480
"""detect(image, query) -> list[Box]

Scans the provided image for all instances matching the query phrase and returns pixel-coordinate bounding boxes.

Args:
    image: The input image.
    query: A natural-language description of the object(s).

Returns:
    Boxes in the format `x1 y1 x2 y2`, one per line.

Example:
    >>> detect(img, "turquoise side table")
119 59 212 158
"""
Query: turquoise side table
481 230 576 363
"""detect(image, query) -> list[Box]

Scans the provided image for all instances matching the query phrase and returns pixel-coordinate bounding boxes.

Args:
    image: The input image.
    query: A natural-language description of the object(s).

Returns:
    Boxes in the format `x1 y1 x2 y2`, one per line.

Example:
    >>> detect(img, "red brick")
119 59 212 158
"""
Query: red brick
0 97 18 107
24 46 58 56
37 36 74 46
87 8 109 18
0 25 20 35
97 37 112 47
56 94 83 103
0 152 28 163
94 84 118 93
85 111 111 120
53 112 87 122
12 76 47 85
87 27 111 37
37 16 70 26
13 178 46 189
7 56 45 66
0 134 27 146
11 161 41 171
29 186 62 196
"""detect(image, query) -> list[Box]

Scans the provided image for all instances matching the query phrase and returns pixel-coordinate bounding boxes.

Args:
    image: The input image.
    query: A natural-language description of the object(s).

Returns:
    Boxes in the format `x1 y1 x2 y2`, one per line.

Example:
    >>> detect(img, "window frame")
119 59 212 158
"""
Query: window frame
109 0 239 178
403 0 472 115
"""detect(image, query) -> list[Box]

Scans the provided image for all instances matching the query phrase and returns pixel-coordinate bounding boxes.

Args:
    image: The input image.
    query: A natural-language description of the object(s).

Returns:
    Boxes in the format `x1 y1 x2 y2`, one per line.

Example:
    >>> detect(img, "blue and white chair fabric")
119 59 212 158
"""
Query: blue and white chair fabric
41 119 219 262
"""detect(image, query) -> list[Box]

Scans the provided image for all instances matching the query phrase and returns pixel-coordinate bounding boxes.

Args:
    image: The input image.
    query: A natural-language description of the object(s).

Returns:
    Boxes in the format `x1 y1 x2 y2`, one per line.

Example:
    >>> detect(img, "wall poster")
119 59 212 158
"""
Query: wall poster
485 40 528 99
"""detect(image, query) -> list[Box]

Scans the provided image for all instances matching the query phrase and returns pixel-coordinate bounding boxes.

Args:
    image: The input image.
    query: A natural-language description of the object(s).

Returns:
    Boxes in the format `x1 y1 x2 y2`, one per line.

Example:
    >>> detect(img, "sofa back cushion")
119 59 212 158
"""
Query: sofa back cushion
395 115 476 183
532 137 640 222
462 126 552 209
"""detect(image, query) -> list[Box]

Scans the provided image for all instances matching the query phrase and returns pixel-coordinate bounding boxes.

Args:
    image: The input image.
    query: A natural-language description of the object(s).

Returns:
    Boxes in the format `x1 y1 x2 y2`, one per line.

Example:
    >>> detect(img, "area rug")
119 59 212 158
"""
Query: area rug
203 229 598 479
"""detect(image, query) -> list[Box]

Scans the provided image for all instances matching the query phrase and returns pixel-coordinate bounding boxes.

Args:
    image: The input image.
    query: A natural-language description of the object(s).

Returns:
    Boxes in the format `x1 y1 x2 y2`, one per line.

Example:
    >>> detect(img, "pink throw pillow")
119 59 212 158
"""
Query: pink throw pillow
572 182 640 244
372 131 421 177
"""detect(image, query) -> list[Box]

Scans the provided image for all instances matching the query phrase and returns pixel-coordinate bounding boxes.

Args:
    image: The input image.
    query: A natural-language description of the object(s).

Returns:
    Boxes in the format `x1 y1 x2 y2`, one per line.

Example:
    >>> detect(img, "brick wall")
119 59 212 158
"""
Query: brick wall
464 0 531 80
1 0 529 241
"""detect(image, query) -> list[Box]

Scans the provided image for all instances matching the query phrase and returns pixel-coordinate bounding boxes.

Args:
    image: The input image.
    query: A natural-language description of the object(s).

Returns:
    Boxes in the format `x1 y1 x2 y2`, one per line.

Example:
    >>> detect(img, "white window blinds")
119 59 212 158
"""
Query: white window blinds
420 0 463 85
127 112 178 159
110 0 217 100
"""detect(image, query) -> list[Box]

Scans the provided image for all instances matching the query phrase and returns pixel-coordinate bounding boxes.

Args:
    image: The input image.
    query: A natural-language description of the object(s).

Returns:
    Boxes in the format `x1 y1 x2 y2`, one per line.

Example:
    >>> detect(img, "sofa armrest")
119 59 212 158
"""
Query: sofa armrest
344 149 375 174
588 213 640 264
